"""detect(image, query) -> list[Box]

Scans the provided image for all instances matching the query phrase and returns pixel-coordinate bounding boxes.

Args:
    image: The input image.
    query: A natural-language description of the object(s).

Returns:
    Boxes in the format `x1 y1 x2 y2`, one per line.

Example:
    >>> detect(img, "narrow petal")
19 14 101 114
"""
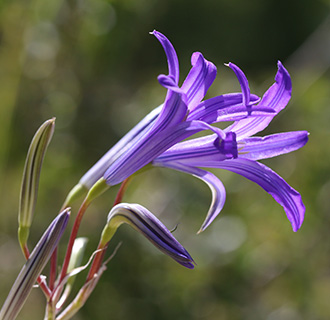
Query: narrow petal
79 105 162 189
158 74 184 94
216 158 305 232
104 120 225 186
187 93 274 124
151 30 180 84
226 62 251 107
103 203 195 268
238 131 309 160
85 87 188 188
80 30 181 190
258 61 292 113
227 61 292 139
154 161 226 232
181 52 217 111
151 80 188 131
154 132 237 166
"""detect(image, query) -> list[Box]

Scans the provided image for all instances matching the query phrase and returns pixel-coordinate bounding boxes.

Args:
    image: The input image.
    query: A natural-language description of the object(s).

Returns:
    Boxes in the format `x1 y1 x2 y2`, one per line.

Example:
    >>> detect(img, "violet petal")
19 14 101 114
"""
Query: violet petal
104 120 225 186
227 62 251 107
154 132 237 166
154 162 226 232
80 106 162 188
238 131 309 160
151 30 180 84
181 52 217 111
187 93 274 124
216 158 305 232
227 61 292 139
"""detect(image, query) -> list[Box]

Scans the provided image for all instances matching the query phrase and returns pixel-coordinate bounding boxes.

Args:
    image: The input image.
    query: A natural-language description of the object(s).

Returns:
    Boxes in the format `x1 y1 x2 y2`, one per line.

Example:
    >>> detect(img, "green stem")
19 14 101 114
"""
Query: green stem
44 300 55 320
61 184 87 210
58 199 89 285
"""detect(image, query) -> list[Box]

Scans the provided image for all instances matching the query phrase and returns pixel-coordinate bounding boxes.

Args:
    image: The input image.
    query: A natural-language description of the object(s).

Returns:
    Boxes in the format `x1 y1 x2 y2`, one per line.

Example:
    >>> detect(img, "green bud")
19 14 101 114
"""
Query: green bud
18 118 55 247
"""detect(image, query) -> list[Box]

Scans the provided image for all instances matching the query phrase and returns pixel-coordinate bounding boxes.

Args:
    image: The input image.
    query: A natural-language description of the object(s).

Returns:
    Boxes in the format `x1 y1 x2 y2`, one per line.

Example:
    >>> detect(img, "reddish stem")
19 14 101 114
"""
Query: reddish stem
86 243 107 282
23 244 52 298
49 247 57 291
59 199 90 283
22 243 30 260
113 177 131 206
86 177 131 282
39 279 52 298
85 178 131 282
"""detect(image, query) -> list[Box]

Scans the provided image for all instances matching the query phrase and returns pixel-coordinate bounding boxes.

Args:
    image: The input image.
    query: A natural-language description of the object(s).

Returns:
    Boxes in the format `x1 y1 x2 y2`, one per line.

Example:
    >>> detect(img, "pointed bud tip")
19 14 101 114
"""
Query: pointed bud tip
106 203 195 269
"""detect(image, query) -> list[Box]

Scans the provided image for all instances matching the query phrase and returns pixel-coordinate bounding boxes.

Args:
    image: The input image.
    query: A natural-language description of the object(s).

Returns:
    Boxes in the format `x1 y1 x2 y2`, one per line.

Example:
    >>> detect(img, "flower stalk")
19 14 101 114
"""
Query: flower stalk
58 178 109 284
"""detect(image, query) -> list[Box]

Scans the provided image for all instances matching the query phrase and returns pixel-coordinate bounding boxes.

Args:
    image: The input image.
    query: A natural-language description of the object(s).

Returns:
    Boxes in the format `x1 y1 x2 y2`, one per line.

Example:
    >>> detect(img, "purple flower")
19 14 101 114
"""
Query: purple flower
80 31 307 233
79 31 274 189
154 62 308 232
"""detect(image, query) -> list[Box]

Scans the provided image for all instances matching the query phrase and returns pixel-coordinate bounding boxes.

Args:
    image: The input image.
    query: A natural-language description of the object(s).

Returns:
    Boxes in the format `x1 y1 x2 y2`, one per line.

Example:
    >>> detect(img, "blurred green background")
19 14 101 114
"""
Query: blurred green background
0 0 330 319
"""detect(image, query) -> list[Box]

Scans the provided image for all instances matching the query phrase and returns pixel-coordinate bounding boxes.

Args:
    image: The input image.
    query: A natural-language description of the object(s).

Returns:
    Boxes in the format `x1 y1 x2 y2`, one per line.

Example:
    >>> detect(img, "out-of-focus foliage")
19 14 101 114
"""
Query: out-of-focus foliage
0 0 329 319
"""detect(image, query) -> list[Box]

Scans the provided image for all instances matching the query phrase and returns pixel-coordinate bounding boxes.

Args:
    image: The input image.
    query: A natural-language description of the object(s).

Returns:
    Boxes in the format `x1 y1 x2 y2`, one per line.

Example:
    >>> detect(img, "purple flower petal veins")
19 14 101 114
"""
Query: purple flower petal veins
152 78 188 131
104 203 195 268
103 32 274 186
238 131 309 160
104 120 226 186
78 30 307 233
80 27 192 189
187 93 274 124
154 134 307 232
226 61 292 139
181 52 217 111
79 105 162 189
153 61 307 232
154 161 227 232
78 30 267 190
215 159 305 232
155 132 238 167
151 30 180 84
154 130 308 232
226 62 251 108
